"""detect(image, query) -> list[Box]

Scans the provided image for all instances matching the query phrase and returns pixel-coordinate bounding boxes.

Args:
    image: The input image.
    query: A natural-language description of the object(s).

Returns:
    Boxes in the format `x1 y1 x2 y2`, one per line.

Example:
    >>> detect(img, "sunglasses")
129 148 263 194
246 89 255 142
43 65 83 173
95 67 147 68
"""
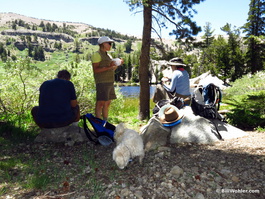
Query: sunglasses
107 42 112 46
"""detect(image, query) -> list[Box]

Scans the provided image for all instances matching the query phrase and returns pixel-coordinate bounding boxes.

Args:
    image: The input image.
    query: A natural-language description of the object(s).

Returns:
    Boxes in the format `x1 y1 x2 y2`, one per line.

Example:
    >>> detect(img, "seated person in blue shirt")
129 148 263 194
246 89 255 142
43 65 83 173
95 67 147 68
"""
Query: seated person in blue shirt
31 70 80 128
153 57 191 105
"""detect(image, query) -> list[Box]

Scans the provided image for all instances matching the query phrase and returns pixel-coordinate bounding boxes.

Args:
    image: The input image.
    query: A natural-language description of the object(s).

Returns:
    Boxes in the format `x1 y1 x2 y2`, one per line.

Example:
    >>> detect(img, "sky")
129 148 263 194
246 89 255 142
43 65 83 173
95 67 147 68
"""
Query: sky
0 0 250 38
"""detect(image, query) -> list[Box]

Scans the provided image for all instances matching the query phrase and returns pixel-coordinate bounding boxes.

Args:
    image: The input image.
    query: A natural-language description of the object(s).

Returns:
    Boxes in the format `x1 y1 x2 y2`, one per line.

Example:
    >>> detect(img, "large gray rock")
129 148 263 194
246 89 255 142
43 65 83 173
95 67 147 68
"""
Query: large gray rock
189 71 227 90
170 106 248 144
140 117 171 151
170 107 220 144
34 125 89 145
141 106 248 150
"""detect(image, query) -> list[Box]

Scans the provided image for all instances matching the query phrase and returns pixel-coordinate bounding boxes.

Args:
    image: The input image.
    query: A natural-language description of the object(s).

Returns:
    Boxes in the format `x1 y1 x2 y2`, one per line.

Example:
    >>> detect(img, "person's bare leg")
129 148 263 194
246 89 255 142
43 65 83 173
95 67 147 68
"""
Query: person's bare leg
95 101 105 119
102 100 111 121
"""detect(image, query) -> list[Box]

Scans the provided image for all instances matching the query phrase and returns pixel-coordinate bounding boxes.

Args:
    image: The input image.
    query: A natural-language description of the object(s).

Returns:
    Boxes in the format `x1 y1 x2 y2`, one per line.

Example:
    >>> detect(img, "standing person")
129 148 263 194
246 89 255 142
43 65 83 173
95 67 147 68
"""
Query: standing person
91 36 123 121
153 57 191 105
31 70 80 128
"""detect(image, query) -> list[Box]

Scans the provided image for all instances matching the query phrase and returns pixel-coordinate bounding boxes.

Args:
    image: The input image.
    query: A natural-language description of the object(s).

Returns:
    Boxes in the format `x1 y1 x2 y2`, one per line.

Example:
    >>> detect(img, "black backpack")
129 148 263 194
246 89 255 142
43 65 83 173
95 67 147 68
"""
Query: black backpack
191 83 222 120
191 98 222 120
191 83 223 140
153 96 185 116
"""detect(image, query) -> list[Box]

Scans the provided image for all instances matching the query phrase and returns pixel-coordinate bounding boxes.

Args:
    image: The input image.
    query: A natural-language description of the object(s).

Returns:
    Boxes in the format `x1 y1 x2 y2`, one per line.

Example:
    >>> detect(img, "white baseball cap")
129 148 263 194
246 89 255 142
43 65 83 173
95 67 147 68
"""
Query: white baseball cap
98 36 114 44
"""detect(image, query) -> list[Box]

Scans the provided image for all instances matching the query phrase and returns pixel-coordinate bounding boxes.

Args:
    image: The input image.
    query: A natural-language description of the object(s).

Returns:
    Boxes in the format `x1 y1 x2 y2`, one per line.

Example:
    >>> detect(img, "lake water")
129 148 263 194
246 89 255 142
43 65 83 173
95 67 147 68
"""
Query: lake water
117 85 156 98
118 85 195 98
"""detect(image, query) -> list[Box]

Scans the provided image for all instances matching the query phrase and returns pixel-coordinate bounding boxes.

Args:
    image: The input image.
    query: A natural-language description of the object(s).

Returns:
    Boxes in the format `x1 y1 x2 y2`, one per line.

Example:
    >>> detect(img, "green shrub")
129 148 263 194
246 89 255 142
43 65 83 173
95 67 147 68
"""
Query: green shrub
0 58 124 131
0 58 46 128
224 71 265 96
223 71 265 130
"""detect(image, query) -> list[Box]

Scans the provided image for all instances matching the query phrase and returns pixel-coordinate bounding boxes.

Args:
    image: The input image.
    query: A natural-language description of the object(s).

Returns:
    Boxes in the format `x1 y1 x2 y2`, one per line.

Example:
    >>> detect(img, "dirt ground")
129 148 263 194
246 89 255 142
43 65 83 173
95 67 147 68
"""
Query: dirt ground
1 130 264 199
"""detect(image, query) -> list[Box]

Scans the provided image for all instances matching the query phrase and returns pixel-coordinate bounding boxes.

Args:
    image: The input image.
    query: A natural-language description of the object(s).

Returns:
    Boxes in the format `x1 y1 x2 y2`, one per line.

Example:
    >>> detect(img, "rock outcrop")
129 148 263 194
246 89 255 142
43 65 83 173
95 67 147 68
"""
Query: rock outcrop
34 125 89 146
1 29 74 42
140 106 248 151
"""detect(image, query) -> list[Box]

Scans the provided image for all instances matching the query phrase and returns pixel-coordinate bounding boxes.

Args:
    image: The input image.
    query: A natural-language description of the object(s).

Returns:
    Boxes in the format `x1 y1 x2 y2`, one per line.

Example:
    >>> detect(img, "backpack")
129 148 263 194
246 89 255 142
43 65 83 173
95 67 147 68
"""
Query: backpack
153 96 185 116
203 83 222 110
191 83 222 120
191 83 223 140
82 113 116 145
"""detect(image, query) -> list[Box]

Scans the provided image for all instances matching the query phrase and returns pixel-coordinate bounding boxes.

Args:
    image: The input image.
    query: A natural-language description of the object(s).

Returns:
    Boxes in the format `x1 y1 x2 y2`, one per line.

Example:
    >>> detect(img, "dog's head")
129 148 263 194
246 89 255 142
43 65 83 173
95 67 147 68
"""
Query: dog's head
115 156 128 169
113 144 130 169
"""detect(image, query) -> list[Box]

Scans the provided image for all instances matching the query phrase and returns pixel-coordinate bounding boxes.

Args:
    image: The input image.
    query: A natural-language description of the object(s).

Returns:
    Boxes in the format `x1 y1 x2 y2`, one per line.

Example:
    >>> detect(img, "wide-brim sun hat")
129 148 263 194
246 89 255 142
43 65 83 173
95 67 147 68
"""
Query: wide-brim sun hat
168 57 186 66
158 104 184 126
98 36 114 44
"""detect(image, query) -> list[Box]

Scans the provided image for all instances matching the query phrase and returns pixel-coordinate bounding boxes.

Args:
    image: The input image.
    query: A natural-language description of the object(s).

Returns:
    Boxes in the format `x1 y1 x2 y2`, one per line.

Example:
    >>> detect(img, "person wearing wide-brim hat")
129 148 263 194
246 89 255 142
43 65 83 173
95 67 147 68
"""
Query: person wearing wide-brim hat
91 36 124 121
153 57 191 105
158 104 184 127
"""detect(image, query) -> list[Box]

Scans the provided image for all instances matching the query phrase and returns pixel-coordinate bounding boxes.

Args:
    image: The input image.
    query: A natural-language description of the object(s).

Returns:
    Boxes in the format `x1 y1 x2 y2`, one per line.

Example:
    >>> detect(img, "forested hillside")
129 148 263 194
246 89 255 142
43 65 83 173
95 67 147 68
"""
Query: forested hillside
0 12 152 83
1 10 264 85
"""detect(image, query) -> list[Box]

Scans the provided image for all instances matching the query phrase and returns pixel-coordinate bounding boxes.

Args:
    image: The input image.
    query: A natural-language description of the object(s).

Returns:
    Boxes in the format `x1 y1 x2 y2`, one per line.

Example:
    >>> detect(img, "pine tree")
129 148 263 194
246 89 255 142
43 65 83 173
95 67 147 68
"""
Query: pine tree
243 0 265 73
39 21 45 28
202 22 215 47
221 23 245 81
124 39 133 53
33 46 45 61
0 42 4 55
12 22 17 30
126 0 205 119
28 42 33 57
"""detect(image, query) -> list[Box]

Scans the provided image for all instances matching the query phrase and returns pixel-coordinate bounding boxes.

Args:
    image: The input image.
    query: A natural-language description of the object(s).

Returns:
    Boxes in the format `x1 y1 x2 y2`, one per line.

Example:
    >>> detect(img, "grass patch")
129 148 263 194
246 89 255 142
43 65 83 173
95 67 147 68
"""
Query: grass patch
0 157 21 171
0 120 38 144
222 72 265 130
225 91 265 130
109 97 155 130
256 126 265 132
223 71 265 96
25 172 51 190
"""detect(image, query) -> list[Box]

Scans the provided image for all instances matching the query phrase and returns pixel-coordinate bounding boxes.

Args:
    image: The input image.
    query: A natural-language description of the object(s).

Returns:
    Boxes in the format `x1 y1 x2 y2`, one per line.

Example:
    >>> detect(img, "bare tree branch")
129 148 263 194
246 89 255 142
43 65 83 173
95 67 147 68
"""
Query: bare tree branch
152 7 184 30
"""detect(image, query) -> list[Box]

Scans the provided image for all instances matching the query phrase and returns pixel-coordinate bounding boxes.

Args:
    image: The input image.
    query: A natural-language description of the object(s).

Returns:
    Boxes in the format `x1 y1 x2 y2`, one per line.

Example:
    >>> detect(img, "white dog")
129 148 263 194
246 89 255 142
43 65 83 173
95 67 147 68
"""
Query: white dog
112 123 145 169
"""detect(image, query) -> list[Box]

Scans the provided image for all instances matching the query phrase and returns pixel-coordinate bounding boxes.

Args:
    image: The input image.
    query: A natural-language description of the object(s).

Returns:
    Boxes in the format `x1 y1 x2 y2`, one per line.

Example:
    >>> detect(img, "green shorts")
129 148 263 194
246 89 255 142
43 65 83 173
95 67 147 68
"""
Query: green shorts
96 83 117 101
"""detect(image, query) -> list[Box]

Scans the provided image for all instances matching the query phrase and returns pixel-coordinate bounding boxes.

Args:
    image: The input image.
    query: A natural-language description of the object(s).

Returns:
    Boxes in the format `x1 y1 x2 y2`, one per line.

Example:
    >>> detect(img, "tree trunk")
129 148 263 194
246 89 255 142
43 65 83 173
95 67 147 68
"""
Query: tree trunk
138 3 152 120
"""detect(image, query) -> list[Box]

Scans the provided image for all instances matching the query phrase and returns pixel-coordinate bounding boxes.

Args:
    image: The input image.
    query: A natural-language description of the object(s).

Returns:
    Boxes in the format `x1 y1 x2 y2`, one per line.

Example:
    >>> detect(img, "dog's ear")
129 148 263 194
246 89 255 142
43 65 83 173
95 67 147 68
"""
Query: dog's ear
116 123 125 133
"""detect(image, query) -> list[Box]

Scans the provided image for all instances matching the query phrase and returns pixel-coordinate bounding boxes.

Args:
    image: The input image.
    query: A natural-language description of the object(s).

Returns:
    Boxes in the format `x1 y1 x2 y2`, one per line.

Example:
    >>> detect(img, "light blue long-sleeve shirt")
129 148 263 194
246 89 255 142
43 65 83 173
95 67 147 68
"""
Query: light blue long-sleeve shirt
163 69 191 96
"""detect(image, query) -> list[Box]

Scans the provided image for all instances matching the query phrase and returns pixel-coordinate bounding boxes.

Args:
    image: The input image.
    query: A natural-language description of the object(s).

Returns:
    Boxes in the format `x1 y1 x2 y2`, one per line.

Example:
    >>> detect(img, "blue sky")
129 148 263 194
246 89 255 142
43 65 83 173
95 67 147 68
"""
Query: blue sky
0 0 250 38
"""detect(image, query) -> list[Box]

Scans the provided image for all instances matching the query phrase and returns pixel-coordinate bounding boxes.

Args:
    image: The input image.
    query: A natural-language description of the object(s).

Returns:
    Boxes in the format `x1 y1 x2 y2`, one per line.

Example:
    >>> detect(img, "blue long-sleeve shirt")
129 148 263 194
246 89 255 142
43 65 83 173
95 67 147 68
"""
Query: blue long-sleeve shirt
163 69 191 96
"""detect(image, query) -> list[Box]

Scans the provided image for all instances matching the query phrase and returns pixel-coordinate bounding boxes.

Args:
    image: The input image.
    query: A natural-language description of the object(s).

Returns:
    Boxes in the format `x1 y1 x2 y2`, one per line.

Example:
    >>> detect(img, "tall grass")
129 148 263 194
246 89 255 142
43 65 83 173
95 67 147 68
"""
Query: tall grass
109 96 155 130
